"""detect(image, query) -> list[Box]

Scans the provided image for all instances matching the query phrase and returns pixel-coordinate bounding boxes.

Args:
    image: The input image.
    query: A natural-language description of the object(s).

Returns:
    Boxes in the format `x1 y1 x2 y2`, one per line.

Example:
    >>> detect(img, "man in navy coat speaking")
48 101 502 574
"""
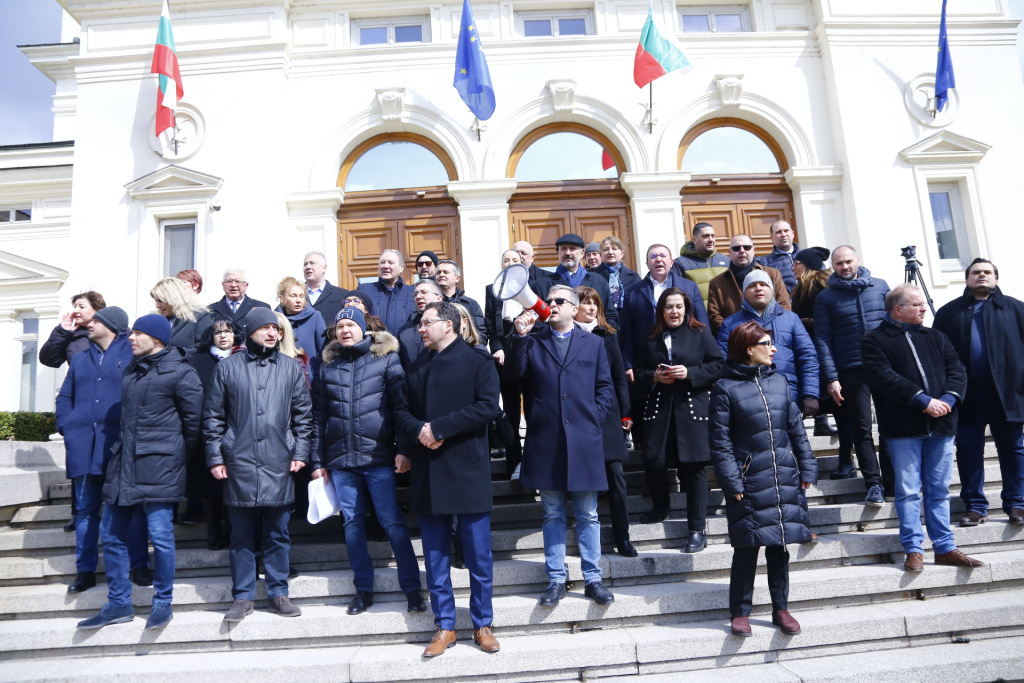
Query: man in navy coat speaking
507 284 617 607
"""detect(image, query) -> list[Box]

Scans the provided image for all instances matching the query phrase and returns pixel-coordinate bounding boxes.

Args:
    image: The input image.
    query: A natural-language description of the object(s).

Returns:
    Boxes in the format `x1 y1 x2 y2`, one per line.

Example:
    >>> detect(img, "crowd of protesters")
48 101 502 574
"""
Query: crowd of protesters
47 222 1022 649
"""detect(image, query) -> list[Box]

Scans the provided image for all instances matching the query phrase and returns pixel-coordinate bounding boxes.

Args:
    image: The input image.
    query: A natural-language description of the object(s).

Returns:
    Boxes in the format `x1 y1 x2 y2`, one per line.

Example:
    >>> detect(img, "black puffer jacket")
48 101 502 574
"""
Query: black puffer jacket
103 347 204 506
311 331 405 470
709 362 817 548
39 325 91 368
203 346 313 507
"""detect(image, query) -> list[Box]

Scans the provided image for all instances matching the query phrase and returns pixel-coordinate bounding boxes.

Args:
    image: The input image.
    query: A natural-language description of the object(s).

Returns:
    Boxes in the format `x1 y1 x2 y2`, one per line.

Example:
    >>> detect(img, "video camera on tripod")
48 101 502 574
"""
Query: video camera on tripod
901 245 935 315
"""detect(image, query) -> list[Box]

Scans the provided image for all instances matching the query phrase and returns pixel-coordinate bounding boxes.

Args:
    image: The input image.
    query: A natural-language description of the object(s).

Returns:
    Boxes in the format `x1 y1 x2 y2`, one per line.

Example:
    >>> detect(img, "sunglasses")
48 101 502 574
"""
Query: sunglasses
546 297 571 307
730 245 754 252
416 261 433 267
752 340 776 348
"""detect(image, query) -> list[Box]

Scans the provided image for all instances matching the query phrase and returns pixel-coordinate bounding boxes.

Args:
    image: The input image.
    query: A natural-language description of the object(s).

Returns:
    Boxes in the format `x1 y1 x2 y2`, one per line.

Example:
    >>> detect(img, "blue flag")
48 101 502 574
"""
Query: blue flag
454 0 495 120
935 0 955 112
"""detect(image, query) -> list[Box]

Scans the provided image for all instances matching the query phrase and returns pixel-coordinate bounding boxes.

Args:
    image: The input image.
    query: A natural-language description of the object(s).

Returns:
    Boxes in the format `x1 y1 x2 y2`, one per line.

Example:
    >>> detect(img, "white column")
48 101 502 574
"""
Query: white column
785 166 846 251
619 172 691 276
447 179 518 295
0 310 21 412
285 189 346 282
34 305 63 412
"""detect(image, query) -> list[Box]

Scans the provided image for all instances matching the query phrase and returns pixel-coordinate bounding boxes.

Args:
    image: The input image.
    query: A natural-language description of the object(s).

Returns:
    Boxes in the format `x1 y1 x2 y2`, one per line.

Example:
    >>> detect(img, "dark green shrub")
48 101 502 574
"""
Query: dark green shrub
0 413 57 442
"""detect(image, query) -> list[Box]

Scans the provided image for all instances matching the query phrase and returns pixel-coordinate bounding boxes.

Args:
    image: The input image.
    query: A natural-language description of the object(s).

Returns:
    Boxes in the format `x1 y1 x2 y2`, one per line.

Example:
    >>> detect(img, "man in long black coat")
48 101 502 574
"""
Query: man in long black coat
933 258 1024 526
507 285 616 608
395 301 501 658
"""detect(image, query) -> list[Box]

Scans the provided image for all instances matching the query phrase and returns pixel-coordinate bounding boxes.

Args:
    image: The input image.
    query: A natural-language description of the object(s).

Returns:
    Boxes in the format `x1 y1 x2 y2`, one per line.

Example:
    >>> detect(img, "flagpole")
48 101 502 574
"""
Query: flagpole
648 82 653 134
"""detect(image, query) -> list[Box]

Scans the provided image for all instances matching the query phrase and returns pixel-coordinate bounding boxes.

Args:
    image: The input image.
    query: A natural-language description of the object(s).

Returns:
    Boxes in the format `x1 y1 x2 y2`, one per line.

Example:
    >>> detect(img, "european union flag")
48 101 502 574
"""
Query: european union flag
454 0 495 120
935 0 955 112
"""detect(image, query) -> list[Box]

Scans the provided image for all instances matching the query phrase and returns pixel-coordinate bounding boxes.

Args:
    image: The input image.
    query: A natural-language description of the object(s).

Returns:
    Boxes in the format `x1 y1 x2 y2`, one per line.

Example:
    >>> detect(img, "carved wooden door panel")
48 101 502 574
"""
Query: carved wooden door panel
681 176 795 257
337 189 460 289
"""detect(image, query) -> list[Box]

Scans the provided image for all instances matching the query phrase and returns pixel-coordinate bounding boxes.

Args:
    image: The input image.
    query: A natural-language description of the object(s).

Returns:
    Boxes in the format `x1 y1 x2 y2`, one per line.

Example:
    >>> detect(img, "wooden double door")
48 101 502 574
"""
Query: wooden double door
509 180 635 270
682 175 797 256
336 188 459 288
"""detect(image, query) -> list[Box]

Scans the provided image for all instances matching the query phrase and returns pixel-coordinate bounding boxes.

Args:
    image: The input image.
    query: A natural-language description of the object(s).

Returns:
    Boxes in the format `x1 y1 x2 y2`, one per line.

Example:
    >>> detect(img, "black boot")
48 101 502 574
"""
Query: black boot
684 530 707 553
830 453 857 480
813 415 837 436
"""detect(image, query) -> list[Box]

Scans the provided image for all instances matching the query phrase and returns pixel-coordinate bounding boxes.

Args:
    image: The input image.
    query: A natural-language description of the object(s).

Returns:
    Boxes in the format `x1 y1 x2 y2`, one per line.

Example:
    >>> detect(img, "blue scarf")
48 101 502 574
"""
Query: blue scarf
555 264 587 289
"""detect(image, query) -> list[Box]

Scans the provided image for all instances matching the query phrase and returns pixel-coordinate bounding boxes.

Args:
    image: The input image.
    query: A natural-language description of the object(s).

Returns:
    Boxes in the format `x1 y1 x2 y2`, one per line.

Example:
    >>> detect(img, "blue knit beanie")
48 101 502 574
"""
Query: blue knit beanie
335 307 367 334
131 314 172 346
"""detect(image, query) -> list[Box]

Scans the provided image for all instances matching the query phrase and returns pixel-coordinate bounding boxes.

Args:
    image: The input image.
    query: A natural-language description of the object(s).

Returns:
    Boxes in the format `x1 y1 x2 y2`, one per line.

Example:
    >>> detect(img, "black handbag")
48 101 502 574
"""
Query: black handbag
489 410 517 448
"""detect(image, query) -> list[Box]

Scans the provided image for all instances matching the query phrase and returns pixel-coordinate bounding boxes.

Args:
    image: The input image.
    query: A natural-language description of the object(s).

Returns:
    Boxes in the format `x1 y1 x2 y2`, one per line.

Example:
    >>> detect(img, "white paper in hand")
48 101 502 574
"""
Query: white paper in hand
307 475 340 524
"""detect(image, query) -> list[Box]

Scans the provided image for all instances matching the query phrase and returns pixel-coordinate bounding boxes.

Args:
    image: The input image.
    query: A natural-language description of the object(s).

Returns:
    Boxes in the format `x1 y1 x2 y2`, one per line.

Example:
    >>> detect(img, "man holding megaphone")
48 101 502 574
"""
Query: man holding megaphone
505 284 617 608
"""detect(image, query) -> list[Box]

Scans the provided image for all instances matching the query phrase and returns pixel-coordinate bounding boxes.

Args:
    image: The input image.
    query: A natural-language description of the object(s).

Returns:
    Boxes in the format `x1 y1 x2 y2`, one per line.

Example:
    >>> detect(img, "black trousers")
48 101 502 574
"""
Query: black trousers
499 377 523 476
604 460 630 544
833 367 883 489
729 545 789 617
645 456 708 532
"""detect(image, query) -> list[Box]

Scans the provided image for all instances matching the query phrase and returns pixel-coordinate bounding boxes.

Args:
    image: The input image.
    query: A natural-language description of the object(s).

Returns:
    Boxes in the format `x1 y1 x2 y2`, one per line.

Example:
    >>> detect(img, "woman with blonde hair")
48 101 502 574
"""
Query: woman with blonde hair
452 302 486 350
274 311 311 386
276 276 326 380
150 277 212 351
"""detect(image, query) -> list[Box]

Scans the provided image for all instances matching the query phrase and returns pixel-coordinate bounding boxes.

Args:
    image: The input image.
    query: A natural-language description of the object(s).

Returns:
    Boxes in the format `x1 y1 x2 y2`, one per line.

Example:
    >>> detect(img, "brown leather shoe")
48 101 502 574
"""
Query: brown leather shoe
934 549 985 568
959 511 987 527
772 609 801 635
730 616 752 637
423 627 456 657
1008 508 1024 525
904 552 924 572
473 626 500 653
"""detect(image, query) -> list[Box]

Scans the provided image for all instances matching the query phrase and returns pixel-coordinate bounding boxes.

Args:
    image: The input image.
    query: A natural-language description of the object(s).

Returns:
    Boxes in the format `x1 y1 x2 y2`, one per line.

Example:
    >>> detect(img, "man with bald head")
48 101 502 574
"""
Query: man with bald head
813 245 890 505
755 220 800 293
706 234 790 335
303 251 347 327
513 241 553 284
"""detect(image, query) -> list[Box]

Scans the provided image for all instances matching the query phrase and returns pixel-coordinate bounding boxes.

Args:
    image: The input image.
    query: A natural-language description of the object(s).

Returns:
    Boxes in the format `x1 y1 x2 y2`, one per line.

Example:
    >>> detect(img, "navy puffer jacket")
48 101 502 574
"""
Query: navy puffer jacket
812 267 889 381
717 300 819 400
311 331 406 470
709 362 818 548
755 244 800 293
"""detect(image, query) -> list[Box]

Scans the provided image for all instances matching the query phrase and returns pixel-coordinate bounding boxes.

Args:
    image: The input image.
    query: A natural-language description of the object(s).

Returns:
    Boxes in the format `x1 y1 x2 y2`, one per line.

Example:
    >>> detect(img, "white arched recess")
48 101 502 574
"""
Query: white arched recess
640 91 845 256
288 100 477 284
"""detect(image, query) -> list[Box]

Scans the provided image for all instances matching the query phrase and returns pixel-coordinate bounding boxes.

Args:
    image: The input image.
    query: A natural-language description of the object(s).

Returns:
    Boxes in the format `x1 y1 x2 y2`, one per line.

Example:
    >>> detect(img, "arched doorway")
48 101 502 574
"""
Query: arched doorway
678 118 796 255
507 123 634 270
336 134 460 288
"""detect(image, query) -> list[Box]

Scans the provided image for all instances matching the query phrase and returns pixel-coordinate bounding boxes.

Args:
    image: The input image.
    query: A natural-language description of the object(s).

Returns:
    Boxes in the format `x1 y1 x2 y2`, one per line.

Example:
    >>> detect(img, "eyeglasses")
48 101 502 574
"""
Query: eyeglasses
343 298 363 305
730 245 754 252
416 261 433 268
752 340 776 348
546 298 571 307
223 279 246 285
417 319 447 330
213 329 234 336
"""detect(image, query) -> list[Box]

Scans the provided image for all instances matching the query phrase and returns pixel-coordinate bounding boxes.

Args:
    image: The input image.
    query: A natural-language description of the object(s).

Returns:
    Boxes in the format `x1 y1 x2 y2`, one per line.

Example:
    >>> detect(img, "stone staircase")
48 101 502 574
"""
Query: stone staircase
0 432 1022 682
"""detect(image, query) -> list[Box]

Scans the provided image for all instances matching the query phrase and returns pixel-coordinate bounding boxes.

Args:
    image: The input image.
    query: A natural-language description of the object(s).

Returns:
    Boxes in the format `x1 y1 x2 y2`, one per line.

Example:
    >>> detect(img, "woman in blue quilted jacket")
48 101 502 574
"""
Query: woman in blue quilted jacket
709 321 818 638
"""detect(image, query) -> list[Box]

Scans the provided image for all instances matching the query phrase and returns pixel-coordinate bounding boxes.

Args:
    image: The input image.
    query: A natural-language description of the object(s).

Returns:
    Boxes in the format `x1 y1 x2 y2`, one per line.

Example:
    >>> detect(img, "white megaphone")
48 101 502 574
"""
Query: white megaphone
491 263 551 321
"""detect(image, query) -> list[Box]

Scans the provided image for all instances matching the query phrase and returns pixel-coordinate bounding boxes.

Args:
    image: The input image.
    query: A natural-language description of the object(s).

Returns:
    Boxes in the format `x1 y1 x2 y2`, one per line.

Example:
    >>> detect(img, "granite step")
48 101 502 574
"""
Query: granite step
0 588 1021 680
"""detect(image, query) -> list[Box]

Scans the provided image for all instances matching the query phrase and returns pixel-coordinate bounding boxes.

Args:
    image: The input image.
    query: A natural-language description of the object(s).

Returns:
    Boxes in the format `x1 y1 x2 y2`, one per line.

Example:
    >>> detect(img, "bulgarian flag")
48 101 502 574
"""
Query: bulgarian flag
151 0 183 137
633 3 692 88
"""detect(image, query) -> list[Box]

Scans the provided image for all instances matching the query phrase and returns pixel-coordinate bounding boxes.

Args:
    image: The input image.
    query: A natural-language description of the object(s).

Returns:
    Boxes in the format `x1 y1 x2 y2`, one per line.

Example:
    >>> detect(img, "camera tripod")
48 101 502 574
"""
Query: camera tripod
902 245 936 315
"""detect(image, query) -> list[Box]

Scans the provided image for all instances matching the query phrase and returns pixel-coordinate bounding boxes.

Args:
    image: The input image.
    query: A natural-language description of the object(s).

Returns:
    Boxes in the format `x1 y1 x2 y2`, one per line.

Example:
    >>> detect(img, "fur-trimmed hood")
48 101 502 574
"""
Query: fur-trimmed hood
321 330 399 364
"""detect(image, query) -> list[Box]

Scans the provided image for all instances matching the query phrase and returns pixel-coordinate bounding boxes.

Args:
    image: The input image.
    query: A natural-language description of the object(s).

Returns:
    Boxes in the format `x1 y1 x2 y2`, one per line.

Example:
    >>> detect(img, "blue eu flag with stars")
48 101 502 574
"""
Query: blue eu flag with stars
935 0 955 112
454 0 496 120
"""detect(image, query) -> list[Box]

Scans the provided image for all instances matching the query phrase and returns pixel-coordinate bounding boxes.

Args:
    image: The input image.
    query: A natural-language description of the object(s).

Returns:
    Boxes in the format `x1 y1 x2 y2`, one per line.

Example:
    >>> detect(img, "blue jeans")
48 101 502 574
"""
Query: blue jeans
538 490 602 585
329 467 421 595
419 512 493 630
73 476 149 573
885 435 957 555
101 502 175 608
228 506 291 601
955 392 1024 514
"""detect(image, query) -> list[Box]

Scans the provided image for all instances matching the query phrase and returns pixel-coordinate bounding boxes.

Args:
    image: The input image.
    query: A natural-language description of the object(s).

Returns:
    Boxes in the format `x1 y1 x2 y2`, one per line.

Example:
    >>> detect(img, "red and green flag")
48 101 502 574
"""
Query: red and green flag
633 4 692 88
151 0 183 136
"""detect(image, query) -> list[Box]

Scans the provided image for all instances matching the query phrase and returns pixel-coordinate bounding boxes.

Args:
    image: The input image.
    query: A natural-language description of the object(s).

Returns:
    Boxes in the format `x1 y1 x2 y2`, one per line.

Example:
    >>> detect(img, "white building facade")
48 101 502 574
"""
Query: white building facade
2 0 1022 411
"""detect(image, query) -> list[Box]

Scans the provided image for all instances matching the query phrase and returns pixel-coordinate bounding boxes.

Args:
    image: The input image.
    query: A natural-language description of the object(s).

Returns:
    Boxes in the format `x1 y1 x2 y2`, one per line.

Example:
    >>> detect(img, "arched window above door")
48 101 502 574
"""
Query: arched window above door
678 118 787 175
507 124 625 182
338 134 456 191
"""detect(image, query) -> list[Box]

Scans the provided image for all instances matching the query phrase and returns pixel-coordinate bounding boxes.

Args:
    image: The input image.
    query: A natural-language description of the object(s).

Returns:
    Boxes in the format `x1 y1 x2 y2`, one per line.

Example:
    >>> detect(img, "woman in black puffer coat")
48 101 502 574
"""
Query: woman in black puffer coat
709 321 817 638
309 310 423 615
